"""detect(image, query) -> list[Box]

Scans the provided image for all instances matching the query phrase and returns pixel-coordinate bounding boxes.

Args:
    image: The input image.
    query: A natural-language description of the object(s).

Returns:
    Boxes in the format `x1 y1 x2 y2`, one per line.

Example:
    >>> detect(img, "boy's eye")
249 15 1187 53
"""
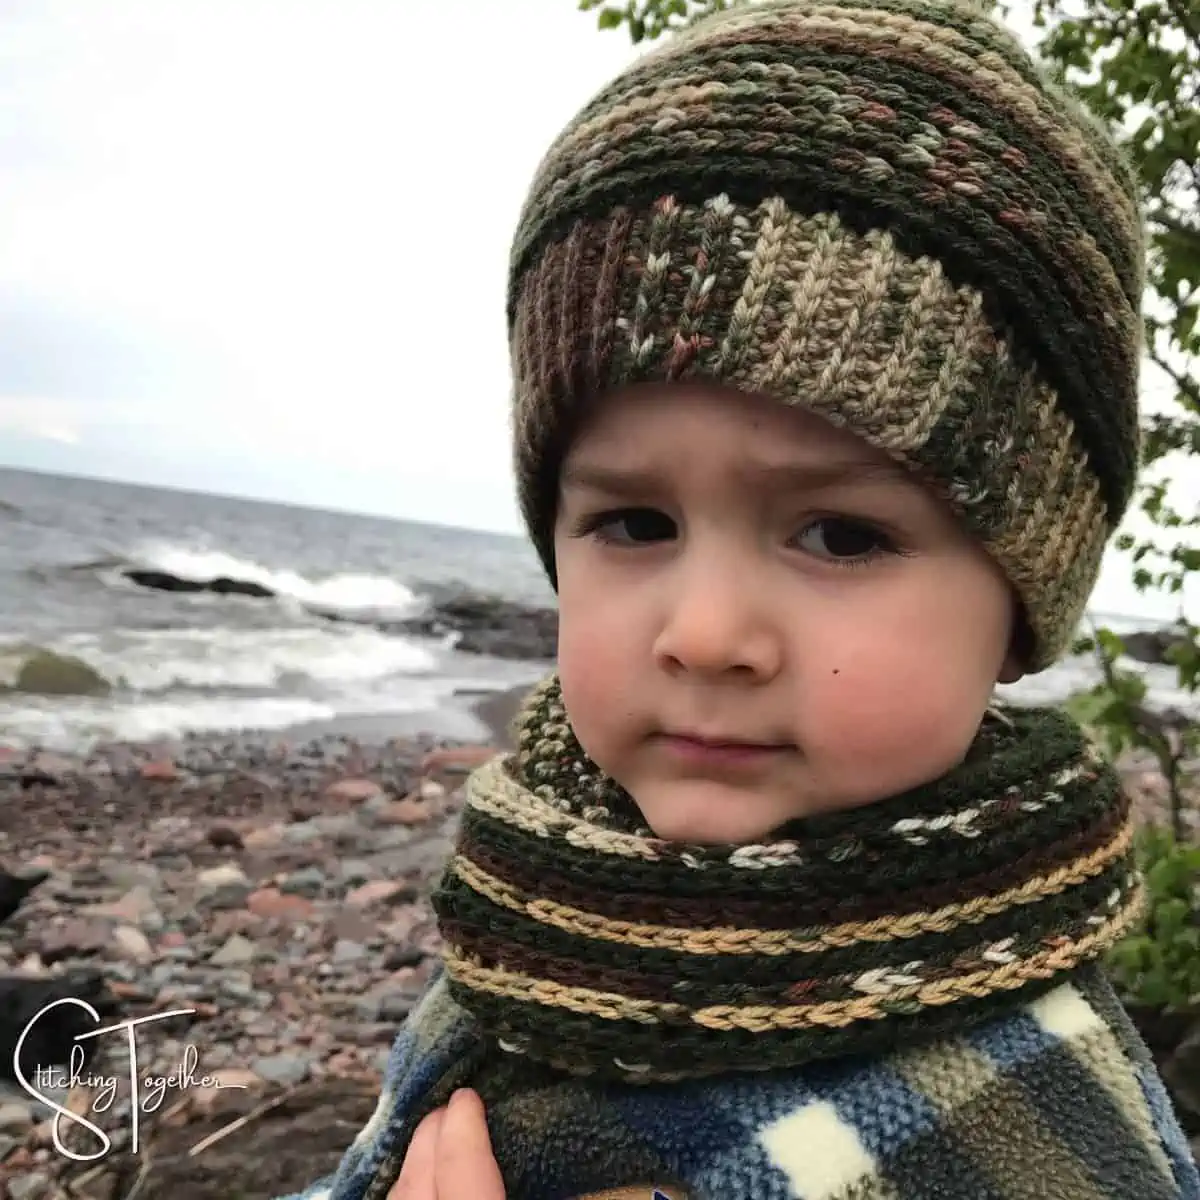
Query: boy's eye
793 516 893 562
586 507 677 545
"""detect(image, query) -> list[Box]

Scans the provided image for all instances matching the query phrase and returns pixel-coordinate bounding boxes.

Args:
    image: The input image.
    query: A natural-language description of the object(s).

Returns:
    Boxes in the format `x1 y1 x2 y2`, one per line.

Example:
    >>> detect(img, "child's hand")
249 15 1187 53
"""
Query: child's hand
390 1088 506 1199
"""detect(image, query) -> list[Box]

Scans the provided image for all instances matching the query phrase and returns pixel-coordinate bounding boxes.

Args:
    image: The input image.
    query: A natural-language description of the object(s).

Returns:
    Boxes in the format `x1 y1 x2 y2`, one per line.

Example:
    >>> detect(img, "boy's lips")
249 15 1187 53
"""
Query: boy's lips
652 730 793 768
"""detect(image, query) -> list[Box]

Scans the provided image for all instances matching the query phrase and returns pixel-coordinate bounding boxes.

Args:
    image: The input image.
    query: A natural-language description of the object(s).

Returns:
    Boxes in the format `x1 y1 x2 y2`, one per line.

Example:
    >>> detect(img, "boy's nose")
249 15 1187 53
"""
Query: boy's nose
651 570 782 681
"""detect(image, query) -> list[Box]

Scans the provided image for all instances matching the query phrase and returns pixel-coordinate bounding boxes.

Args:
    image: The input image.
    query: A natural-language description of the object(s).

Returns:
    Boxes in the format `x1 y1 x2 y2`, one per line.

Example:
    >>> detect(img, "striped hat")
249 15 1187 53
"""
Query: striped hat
506 0 1145 671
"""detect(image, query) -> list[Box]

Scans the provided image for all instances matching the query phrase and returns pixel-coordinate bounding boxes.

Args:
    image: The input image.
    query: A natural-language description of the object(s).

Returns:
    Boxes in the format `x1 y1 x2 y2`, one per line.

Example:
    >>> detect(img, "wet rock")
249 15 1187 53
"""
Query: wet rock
15 652 109 699
389 588 557 661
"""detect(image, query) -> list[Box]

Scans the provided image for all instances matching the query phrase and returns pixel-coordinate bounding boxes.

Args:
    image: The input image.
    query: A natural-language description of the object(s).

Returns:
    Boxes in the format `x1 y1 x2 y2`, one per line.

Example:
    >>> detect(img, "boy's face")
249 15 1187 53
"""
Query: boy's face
552 382 1023 844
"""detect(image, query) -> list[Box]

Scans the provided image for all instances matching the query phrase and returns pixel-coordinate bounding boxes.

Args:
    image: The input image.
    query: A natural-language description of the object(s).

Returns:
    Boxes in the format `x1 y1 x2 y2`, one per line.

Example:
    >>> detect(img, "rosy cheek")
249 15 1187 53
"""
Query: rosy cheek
557 612 627 739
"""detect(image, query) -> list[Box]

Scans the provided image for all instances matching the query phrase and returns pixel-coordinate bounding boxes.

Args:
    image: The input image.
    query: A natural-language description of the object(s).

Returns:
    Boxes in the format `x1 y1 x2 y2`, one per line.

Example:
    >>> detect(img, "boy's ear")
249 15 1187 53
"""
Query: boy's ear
998 612 1032 685
997 652 1025 686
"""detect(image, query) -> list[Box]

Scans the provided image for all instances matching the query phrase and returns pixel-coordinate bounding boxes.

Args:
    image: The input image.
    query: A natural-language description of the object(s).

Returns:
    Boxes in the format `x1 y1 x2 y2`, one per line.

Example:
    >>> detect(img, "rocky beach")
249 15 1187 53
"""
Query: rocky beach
0 712 1197 1200
0 720 511 1200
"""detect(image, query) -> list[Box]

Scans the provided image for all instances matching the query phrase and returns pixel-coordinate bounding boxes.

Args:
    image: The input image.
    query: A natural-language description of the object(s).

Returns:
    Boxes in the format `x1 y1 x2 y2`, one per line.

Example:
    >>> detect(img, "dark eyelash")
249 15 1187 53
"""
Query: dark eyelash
567 507 669 544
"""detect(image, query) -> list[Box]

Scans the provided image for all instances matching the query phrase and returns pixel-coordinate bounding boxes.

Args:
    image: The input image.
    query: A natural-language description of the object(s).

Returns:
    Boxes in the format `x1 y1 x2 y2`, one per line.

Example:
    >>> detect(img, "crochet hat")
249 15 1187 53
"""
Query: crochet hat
507 0 1145 671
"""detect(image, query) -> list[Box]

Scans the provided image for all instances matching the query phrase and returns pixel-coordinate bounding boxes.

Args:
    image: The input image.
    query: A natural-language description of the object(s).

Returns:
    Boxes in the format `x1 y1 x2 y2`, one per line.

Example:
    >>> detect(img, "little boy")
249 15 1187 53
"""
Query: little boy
292 0 1200 1196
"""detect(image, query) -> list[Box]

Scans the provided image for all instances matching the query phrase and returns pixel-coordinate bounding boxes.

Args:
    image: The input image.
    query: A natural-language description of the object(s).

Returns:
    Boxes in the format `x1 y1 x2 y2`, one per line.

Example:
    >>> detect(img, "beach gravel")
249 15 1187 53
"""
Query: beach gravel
0 728 481 1200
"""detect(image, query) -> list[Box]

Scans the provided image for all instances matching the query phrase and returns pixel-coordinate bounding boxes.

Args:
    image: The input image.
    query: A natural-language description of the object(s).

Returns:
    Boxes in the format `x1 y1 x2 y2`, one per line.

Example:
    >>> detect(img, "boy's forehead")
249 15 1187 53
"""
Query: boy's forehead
563 382 908 480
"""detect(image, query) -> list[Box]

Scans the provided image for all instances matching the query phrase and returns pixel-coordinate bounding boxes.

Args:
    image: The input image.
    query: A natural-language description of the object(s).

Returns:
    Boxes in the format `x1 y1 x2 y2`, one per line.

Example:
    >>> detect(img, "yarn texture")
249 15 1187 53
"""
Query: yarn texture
507 0 1146 669
282 681 1200 1200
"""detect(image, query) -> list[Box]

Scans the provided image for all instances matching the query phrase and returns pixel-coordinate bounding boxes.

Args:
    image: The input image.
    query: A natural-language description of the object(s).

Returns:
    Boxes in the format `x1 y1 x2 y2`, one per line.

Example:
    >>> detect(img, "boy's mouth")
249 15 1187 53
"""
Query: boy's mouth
652 730 793 768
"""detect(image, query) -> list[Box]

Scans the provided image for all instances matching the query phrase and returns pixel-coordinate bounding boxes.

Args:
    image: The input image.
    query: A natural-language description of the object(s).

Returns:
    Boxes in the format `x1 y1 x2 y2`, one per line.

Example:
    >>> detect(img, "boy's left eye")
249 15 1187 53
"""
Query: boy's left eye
792 517 894 562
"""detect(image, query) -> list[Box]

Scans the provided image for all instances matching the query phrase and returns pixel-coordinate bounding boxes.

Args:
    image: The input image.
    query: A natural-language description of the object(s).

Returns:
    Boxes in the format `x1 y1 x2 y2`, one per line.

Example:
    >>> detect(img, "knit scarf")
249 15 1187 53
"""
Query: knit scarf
432 675 1145 1084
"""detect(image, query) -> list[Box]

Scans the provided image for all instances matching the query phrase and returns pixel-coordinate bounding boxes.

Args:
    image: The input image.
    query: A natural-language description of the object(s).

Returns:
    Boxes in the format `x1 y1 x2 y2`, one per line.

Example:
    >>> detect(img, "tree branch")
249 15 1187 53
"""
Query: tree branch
1149 348 1200 410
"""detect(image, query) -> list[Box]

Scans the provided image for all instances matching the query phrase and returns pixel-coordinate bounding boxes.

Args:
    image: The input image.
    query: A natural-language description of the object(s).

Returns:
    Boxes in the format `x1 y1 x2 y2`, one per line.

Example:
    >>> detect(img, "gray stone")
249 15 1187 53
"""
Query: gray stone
371 827 415 851
113 925 154 963
216 969 255 1000
282 821 323 845
312 814 364 842
102 862 162 891
195 863 252 908
8 1172 49 1200
332 938 366 964
0 1100 33 1132
210 934 257 966
0 1133 21 1162
376 991 417 1023
251 1054 311 1086
338 859 374 885
280 867 327 898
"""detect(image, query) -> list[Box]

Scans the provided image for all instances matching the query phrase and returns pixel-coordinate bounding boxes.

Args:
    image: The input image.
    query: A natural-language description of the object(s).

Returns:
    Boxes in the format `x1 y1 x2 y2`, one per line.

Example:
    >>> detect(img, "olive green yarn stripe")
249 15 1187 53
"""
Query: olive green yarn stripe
519 13 1141 289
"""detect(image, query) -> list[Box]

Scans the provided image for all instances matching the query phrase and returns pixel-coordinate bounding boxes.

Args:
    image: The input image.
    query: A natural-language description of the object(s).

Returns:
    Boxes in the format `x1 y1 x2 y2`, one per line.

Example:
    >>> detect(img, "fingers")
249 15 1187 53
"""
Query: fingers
387 1090 505 1200
434 1089 506 1200
389 1107 444 1200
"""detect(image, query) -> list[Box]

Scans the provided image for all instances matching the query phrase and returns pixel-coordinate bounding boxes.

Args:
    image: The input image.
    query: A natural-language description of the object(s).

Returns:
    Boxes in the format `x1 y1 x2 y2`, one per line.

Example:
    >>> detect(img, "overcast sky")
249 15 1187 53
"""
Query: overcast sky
0 0 1194 620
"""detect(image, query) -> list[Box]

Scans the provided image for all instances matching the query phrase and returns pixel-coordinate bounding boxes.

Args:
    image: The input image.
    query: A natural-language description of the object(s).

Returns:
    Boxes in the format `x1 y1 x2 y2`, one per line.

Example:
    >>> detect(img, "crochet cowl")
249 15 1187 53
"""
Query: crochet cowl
433 675 1143 1082
506 0 1146 670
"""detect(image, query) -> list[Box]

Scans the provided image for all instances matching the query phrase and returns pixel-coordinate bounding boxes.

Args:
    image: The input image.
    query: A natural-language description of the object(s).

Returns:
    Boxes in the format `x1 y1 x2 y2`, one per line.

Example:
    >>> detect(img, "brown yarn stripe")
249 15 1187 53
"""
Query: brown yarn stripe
448 812 1134 960
442 880 1143 1033
438 864 1133 1008
456 791 1129 931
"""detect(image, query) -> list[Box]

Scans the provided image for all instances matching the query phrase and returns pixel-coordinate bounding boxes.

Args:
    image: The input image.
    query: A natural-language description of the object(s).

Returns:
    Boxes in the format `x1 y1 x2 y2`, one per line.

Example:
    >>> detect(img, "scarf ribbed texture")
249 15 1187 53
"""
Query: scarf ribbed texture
433 675 1144 1082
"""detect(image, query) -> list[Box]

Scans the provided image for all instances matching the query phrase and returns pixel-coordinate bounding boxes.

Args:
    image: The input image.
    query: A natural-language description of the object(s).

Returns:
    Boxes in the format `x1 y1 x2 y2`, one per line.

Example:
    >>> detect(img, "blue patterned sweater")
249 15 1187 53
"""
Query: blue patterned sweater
283 962 1199 1200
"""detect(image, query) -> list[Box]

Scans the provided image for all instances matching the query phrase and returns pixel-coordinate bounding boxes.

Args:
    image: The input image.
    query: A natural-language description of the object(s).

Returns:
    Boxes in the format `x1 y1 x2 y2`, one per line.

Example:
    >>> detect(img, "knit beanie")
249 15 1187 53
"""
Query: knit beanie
507 0 1145 671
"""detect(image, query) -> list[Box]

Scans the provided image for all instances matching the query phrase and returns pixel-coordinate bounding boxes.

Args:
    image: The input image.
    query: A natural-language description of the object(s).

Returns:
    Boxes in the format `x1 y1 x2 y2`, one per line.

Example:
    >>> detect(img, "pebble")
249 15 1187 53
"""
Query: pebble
326 778 383 802
8 1171 49 1200
346 880 412 910
113 924 154 963
251 1054 312 1086
332 938 367 965
209 933 257 966
0 1102 33 1133
281 867 328 898
195 863 253 908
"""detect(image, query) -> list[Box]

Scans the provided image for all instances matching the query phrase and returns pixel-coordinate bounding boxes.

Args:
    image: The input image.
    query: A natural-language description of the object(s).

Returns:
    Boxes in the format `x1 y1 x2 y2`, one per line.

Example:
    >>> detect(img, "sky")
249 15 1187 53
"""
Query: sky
0 0 1194 621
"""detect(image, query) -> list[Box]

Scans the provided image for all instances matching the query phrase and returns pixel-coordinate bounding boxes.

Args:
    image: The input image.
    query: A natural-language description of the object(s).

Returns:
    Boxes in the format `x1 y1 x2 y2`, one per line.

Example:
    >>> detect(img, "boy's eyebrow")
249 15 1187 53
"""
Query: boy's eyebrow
560 458 911 496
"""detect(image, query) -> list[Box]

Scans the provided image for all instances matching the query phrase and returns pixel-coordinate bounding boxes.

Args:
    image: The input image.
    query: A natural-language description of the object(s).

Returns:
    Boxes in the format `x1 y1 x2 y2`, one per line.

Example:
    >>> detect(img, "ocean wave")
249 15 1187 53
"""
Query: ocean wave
96 543 423 621
0 694 338 750
0 625 438 698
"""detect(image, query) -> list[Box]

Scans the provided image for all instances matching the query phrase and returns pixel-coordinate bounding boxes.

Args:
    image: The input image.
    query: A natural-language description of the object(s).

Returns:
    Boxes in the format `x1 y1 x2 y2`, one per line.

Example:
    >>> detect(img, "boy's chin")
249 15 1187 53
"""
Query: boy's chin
630 778 808 845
